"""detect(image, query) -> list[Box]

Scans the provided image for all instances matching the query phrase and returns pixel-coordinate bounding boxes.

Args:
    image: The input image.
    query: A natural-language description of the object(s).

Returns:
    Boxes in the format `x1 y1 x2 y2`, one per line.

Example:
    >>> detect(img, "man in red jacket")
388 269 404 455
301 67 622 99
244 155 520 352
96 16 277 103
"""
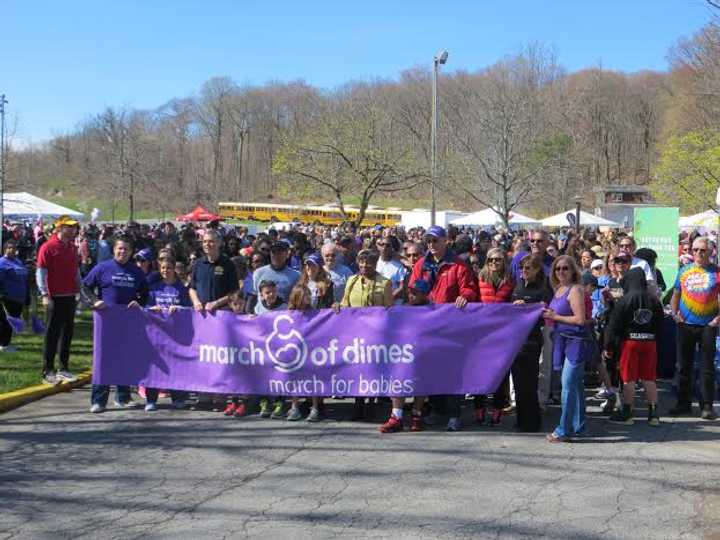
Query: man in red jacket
36 216 81 385
410 225 478 431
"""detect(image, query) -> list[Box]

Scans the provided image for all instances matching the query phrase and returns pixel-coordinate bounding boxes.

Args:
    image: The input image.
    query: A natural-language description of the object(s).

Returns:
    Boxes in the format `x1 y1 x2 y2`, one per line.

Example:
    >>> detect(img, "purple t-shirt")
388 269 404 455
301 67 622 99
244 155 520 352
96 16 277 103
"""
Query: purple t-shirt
148 280 191 308
83 259 148 306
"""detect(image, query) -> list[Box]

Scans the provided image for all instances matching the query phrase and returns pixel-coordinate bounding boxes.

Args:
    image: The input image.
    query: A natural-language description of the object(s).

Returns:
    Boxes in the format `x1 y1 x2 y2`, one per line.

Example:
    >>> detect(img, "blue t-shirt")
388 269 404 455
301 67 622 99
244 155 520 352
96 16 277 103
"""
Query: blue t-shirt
83 259 148 306
252 264 300 302
148 280 191 309
326 264 354 303
0 256 28 303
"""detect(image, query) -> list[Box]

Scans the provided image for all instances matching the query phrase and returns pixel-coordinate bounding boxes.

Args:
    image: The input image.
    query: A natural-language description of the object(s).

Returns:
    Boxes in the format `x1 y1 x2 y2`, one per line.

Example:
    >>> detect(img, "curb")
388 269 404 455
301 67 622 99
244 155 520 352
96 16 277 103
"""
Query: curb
0 371 92 414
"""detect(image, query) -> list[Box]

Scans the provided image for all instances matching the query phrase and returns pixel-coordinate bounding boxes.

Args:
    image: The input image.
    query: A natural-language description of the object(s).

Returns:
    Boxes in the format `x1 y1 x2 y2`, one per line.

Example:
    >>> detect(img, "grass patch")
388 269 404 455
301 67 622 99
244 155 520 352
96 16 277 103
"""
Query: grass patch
0 311 93 394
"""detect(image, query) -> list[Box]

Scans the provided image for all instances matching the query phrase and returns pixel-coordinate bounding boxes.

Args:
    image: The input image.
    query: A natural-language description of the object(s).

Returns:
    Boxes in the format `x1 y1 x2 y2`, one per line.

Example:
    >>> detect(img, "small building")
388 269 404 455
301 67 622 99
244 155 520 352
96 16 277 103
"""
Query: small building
593 185 656 228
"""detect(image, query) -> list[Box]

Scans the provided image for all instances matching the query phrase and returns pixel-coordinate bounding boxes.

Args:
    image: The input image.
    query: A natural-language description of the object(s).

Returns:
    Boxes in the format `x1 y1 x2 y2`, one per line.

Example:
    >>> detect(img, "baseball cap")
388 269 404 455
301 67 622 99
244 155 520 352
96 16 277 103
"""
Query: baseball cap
581 272 599 288
590 259 604 270
303 252 323 267
55 215 79 227
424 225 447 239
270 240 290 251
410 279 431 295
135 248 155 262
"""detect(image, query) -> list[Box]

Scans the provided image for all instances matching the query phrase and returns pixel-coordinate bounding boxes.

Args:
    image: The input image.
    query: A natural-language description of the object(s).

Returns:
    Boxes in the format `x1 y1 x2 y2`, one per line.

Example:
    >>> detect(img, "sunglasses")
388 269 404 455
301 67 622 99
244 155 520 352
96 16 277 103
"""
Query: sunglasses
693 248 707 253
487 257 504 263
529 239 544 244
554 266 570 272
521 265 537 271
613 258 630 264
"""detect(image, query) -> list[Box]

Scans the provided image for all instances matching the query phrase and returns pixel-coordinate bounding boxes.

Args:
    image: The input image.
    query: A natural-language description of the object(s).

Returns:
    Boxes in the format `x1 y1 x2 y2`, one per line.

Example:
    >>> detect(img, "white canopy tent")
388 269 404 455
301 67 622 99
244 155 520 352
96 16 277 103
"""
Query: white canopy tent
450 208 540 227
540 209 620 228
2 192 83 220
679 209 719 229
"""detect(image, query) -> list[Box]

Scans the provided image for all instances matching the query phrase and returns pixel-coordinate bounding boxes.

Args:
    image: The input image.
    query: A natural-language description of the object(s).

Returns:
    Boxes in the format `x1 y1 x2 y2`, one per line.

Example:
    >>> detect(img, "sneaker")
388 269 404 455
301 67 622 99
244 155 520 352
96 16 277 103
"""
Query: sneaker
89 403 105 413
474 407 486 425
502 404 516 415
42 372 60 386
601 394 617 415
271 401 285 419
594 388 613 400
307 408 321 422
608 405 634 425
379 415 404 433
233 403 247 418
172 400 186 410
286 407 302 421
259 399 271 418
446 417 461 432
0 345 18 353
490 408 503 426
351 401 365 421
410 413 423 432
701 406 718 421
223 402 237 416
56 370 78 383
115 400 140 409
648 405 660 427
145 402 158 412
669 404 692 416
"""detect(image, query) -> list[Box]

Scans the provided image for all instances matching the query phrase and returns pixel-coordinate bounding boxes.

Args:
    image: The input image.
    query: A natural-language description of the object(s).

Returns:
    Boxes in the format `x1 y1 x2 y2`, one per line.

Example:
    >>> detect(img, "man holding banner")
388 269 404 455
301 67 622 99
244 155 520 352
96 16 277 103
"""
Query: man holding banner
407 225 478 432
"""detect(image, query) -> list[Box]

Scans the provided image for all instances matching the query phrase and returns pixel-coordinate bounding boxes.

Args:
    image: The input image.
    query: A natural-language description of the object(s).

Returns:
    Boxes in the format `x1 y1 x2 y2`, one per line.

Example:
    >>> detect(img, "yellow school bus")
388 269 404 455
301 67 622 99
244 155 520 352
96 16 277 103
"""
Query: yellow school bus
218 202 402 226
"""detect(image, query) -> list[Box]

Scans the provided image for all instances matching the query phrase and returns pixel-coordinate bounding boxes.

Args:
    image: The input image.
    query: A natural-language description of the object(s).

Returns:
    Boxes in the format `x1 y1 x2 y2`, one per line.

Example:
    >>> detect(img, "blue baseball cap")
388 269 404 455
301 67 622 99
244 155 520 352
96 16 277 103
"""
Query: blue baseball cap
135 248 154 262
410 279 431 295
303 252 323 267
424 225 447 239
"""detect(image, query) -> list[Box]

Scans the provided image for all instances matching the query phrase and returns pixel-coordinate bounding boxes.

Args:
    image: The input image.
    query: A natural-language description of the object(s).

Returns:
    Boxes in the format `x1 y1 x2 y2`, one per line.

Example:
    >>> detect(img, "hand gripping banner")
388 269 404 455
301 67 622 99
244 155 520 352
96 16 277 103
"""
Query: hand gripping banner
92 303 544 397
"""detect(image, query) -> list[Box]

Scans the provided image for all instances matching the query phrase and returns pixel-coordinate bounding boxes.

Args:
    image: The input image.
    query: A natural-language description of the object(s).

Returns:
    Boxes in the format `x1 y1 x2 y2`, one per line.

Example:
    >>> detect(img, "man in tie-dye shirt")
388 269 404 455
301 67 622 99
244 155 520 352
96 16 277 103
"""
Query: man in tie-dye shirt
670 236 719 420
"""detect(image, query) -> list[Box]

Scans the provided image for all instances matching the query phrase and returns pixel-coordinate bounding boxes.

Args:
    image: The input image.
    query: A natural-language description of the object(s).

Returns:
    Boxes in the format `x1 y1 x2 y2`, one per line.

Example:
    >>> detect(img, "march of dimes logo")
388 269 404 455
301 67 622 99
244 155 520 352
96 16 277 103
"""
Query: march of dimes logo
265 314 308 373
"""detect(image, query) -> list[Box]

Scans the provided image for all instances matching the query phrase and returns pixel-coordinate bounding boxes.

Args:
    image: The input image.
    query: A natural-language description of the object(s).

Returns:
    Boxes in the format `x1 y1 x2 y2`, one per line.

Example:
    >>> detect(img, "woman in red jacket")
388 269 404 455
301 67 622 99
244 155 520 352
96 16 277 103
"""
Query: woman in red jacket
475 247 515 425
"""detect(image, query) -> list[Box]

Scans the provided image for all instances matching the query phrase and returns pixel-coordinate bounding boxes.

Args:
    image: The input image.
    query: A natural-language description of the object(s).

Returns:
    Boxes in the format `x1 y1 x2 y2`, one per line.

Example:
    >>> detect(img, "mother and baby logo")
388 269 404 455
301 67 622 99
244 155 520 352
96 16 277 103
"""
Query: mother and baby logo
198 313 416 372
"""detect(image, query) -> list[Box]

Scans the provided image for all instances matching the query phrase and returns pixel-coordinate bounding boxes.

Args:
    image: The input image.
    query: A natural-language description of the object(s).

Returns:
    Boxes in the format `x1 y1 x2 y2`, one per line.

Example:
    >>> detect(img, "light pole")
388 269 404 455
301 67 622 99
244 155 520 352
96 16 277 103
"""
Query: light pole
0 94 7 233
431 50 448 227
573 195 582 236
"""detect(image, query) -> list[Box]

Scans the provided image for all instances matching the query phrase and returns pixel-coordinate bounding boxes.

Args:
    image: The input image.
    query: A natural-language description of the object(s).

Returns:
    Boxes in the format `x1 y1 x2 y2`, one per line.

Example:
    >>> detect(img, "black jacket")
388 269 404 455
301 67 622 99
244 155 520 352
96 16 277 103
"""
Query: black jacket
605 267 663 351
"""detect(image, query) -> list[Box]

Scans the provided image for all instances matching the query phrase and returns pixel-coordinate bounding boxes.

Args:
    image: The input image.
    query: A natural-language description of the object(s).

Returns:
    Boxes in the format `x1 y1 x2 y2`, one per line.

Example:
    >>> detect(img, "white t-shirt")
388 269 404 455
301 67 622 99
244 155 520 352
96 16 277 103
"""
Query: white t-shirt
376 258 406 305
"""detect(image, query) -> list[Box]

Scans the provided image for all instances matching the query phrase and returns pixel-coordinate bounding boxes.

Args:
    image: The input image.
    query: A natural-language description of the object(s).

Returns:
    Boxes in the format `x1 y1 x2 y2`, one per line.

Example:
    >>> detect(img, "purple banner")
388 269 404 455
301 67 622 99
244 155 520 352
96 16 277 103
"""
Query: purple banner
92 303 544 396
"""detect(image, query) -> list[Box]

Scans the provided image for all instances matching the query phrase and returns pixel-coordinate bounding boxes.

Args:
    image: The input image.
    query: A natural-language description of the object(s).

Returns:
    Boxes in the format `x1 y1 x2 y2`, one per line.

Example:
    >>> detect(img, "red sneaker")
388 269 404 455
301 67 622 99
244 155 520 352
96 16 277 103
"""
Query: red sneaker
475 407 486 425
233 402 247 418
379 415 404 433
410 413 424 432
223 402 237 416
490 408 503 426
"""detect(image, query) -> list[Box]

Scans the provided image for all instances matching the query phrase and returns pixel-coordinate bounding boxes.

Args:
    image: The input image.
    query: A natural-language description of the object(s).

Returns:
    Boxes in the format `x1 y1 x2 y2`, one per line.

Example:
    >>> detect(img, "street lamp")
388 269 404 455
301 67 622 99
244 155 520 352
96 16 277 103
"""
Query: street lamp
431 50 448 227
0 94 7 232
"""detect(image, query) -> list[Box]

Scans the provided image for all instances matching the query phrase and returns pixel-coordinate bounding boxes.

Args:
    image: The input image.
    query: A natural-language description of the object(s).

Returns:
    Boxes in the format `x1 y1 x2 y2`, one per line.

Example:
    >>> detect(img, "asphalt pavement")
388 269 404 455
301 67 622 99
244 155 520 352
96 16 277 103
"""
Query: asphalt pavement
1 386 719 540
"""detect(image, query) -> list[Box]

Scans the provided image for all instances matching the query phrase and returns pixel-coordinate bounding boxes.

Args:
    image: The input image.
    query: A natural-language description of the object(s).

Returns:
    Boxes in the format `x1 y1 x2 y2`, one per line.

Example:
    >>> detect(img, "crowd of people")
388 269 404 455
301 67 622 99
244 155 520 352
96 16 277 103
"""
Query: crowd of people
2 212 719 442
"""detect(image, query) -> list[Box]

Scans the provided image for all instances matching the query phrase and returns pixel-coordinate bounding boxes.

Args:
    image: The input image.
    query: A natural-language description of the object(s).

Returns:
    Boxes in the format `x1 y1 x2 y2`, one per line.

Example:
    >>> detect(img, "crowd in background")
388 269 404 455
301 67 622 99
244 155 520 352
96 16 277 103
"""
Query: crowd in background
1 215 719 441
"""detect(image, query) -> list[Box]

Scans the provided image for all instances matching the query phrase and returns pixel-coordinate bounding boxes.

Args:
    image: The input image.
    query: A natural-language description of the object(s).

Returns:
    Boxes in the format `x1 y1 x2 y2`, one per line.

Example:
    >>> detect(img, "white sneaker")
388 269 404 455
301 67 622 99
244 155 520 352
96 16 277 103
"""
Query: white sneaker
446 417 461 432
90 404 105 414
286 407 302 421
42 373 60 386
0 345 18 353
145 402 158 412
56 370 78 383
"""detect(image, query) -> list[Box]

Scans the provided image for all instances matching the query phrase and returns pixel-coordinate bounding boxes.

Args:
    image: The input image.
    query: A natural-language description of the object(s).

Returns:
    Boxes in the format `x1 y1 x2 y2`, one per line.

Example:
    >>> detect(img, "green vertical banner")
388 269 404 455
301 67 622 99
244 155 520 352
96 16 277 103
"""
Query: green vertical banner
634 207 679 290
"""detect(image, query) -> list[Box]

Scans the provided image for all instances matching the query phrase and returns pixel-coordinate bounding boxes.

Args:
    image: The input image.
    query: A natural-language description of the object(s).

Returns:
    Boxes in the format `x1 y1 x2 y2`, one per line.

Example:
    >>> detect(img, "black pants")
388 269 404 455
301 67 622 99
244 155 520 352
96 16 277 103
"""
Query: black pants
474 376 510 410
676 323 718 408
42 296 77 375
511 340 542 431
0 298 24 346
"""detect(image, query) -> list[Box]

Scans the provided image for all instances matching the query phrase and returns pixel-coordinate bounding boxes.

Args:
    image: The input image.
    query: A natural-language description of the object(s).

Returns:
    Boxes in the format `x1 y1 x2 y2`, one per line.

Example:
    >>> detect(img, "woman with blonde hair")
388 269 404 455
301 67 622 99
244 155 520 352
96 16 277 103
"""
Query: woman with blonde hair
475 247 515 425
543 255 589 442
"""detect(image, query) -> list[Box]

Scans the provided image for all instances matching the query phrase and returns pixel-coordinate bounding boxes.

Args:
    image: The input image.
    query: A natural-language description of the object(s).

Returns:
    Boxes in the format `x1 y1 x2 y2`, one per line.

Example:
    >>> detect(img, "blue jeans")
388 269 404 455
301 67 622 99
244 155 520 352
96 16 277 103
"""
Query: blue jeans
91 384 131 407
553 360 586 438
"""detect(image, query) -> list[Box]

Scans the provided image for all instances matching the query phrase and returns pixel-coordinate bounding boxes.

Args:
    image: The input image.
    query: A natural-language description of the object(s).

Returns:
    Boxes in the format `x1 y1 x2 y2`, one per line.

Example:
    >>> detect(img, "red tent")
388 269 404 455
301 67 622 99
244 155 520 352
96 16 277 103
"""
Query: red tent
176 206 221 222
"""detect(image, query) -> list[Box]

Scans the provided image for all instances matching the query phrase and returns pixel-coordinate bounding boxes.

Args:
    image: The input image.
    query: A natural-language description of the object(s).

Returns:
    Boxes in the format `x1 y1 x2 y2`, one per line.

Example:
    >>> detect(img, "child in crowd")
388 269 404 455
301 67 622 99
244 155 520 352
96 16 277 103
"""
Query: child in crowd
223 290 250 418
379 279 433 433
285 284 324 422
255 280 287 418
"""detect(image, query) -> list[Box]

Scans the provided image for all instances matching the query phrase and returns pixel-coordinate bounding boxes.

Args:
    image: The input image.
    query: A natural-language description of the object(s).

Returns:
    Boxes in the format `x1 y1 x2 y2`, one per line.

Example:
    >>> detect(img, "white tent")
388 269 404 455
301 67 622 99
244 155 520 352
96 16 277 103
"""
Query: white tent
679 209 719 229
540 209 620 228
450 208 540 227
2 192 84 220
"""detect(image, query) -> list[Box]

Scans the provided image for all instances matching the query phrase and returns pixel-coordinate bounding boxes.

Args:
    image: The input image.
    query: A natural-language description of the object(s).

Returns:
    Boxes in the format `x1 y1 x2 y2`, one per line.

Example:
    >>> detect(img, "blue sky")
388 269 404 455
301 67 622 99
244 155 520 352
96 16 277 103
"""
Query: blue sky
1 0 715 144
